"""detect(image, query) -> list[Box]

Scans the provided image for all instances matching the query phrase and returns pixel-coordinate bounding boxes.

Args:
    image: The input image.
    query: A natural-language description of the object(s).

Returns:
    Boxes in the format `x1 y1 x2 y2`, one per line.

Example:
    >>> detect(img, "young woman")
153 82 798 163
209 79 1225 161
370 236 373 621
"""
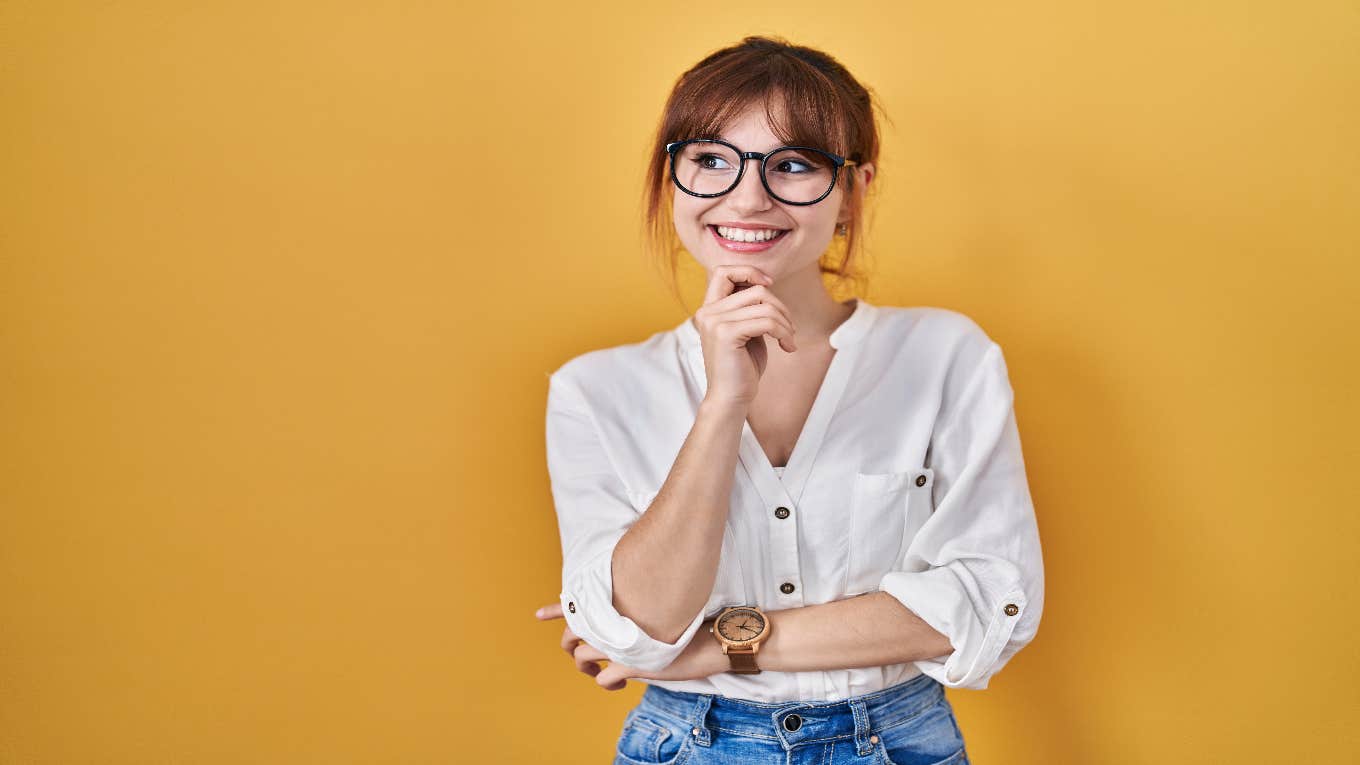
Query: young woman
536 36 1044 765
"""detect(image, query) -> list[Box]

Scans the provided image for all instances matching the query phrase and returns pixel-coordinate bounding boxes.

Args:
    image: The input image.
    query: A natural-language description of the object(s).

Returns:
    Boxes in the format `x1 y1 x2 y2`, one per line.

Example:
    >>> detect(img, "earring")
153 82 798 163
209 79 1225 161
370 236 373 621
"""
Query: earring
836 223 848 237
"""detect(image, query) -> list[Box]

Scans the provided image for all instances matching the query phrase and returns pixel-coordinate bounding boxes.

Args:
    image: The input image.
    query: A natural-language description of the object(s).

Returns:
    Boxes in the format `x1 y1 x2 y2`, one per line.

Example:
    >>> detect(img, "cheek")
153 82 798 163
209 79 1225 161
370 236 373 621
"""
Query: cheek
673 196 705 223
792 211 836 239
672 200 710 246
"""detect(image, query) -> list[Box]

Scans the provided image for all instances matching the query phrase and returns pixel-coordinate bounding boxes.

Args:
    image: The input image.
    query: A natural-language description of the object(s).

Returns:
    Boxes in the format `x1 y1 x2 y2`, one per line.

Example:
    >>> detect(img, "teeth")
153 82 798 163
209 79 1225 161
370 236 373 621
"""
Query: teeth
716 226 784 243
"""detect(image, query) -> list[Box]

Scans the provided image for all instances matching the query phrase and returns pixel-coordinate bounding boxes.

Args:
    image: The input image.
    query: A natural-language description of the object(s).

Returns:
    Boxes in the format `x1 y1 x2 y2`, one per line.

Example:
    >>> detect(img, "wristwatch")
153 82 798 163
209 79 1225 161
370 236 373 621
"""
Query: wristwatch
709 606 771 674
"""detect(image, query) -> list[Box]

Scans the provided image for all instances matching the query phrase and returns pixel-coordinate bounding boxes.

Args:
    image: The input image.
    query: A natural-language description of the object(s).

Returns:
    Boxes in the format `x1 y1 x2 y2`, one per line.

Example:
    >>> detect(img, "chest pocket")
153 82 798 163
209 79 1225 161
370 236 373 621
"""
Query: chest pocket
628 488 748 611
844 468 936 595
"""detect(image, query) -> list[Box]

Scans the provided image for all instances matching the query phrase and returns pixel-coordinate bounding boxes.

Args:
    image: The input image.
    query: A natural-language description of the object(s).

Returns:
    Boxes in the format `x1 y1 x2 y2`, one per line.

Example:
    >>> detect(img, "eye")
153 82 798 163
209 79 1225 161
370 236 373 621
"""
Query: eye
691 153 733 171
771 154 822 174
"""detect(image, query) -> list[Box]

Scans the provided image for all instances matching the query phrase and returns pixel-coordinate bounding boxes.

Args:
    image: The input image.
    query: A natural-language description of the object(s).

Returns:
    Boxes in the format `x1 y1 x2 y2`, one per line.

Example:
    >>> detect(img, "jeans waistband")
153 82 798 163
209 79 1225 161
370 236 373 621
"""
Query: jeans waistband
638 672 944 755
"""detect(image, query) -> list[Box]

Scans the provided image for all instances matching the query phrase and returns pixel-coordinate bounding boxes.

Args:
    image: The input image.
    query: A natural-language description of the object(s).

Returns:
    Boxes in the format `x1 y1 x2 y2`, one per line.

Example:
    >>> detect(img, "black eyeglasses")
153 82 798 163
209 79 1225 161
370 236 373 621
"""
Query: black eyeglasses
664 138 857 206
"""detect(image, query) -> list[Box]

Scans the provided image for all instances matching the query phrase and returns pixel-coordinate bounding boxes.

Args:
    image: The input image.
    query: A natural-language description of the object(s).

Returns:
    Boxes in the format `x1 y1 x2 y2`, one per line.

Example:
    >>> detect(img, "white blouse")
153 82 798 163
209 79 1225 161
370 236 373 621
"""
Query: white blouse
545 298 1044 702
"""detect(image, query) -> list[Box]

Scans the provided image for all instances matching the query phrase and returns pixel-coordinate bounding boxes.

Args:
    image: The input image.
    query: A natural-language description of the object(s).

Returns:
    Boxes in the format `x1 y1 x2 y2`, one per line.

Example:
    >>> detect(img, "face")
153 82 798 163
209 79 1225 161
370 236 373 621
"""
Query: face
671 104 873 282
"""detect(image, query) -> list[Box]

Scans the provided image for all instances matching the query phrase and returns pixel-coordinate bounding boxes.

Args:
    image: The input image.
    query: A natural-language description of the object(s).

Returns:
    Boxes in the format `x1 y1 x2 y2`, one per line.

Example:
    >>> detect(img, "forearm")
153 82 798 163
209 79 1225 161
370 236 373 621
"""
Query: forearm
610 396 747 643
755 592 954 672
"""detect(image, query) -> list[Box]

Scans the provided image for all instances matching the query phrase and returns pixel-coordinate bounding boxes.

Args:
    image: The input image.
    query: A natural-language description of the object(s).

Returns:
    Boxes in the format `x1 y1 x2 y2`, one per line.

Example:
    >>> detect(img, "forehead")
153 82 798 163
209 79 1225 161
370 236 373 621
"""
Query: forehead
713 103 788 148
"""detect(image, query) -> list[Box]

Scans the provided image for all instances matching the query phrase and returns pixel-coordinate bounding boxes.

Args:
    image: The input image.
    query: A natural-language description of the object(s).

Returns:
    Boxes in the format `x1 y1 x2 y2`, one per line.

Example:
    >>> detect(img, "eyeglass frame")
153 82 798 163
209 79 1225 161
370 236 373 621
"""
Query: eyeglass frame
663 138 858 206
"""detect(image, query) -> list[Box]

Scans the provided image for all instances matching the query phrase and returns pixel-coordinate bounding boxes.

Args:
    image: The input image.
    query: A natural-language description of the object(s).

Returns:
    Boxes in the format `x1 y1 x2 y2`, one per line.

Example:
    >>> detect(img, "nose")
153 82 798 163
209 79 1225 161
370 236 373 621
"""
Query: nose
726 157 775 214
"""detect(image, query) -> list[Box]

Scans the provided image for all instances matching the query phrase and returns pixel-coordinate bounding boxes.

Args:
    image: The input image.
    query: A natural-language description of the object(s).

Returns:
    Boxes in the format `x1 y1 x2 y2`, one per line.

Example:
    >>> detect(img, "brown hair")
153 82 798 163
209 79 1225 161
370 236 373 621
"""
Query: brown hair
641 35 889 304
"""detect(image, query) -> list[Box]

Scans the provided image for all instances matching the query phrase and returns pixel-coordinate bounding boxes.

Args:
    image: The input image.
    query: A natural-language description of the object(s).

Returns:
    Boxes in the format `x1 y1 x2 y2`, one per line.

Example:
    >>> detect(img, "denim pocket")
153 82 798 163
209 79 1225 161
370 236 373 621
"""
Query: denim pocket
875 694 968 765
613 707 692 765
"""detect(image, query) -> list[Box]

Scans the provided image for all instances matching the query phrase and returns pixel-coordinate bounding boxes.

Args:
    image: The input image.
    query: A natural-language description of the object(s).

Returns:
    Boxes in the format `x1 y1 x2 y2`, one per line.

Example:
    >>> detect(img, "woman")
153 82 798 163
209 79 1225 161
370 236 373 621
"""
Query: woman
535 36 1044 765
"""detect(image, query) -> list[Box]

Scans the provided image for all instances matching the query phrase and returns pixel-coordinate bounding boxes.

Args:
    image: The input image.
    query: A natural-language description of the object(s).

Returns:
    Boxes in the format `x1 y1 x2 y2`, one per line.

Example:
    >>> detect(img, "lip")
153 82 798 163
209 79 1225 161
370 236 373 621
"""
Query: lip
710 221 788 230
708 224 789 252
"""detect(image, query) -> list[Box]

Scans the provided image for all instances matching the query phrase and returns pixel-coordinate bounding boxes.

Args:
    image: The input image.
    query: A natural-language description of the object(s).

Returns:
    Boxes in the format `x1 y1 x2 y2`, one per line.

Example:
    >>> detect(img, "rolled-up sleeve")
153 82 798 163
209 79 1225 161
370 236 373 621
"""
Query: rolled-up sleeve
545 370 707 673
878 342 1045 690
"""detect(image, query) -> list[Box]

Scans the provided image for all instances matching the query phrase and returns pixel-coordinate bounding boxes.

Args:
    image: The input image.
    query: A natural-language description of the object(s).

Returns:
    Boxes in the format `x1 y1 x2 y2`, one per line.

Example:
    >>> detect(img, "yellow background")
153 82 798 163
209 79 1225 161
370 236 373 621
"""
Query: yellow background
2 1 1357 762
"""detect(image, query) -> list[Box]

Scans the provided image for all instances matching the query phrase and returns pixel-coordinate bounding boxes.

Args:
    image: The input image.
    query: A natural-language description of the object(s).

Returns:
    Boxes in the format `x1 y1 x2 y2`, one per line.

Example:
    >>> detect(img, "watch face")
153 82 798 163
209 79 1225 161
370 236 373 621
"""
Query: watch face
716 608 766 643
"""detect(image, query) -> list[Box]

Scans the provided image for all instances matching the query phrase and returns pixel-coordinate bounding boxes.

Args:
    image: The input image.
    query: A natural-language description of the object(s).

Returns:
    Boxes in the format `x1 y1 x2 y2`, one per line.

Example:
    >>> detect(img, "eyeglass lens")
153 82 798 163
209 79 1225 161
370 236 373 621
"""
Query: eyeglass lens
672 142 837 204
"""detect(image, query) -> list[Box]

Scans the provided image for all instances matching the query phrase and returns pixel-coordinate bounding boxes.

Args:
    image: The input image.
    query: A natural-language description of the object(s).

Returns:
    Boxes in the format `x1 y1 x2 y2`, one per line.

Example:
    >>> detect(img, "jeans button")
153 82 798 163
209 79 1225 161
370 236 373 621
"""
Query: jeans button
783 713 802 732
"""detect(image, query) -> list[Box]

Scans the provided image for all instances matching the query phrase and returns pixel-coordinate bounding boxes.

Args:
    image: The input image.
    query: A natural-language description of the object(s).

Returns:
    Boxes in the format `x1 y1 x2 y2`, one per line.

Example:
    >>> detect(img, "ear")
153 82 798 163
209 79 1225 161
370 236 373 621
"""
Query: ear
856 161 875 190
837 161 875 225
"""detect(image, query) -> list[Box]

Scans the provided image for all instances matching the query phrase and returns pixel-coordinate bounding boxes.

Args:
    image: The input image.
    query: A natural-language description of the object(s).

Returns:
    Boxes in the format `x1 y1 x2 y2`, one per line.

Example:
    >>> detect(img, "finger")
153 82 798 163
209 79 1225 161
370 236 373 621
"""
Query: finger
574 643 609 663
560 628 581 657
710 300 797 352
535 603 563 620
575 653 602 677
594 663 629 691
716 314 798 354
573 643 605 676
703 265 774 306
694 286 797 352
706 284 796 333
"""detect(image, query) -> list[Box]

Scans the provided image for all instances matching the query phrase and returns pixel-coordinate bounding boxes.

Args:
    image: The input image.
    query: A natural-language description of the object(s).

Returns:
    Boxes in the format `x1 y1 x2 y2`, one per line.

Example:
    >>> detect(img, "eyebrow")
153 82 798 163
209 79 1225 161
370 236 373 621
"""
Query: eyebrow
712 136 786 151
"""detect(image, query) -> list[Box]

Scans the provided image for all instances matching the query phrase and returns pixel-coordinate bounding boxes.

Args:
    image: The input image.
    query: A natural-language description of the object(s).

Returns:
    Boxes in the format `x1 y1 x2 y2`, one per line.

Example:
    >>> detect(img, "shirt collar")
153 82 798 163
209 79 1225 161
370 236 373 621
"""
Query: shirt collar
675 297 877 352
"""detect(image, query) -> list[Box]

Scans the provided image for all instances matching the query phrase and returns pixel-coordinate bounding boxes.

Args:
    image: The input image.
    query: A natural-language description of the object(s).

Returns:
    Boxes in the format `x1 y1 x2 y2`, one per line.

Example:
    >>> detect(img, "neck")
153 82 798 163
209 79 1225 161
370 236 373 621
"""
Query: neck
757 266 856 350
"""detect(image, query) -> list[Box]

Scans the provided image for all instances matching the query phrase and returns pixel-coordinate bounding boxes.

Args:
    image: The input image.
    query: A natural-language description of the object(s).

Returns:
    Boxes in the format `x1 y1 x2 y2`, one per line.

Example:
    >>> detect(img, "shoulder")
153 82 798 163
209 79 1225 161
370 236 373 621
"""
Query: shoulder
872 304 1001 362
867 304 1010 412
546 325 682 410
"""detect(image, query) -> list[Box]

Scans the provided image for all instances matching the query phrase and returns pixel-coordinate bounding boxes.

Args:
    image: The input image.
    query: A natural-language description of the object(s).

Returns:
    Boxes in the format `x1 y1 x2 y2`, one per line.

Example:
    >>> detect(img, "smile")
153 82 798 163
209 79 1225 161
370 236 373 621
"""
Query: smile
714 225 787 243
708 225 789 252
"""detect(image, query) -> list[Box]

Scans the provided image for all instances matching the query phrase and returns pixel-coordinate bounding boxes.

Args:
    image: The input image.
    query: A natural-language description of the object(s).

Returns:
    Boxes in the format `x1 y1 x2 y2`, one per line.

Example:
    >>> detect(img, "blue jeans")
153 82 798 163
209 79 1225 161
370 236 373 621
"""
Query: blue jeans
613 672 970 765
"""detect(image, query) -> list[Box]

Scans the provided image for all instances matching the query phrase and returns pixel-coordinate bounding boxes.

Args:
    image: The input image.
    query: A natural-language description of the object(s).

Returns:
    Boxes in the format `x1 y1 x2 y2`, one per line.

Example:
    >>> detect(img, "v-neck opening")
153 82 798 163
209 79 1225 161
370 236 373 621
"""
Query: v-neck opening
676 298 879 506
736 344 849 502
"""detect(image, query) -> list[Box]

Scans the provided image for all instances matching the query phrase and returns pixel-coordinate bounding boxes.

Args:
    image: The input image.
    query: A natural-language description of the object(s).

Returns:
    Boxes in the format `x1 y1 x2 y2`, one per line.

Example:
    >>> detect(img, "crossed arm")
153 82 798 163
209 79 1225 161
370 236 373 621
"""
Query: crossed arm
543 340 1042 692
533 590 953 691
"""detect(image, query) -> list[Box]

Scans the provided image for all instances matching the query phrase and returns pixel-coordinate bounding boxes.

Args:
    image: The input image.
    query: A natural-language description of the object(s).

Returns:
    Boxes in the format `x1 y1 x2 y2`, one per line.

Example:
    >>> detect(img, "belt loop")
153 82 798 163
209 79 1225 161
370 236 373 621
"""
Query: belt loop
688 693 714 747
849 697 873 756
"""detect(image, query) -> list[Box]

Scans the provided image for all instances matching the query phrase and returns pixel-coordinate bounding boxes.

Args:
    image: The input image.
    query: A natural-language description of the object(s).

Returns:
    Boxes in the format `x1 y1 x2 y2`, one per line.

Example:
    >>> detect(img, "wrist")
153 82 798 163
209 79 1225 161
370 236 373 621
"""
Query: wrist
699 395 750 420
702 619 728 676
709 606 772 675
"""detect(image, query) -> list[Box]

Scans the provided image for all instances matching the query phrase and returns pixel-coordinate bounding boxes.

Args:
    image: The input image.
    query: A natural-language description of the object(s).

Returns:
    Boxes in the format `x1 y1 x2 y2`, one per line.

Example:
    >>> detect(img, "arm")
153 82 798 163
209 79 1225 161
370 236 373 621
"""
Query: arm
633 343 1040 686
568 593 955 687
756 591 954 671
873 341 1046 690
564 341 1043 689
610 394 747 644
546 370 745 673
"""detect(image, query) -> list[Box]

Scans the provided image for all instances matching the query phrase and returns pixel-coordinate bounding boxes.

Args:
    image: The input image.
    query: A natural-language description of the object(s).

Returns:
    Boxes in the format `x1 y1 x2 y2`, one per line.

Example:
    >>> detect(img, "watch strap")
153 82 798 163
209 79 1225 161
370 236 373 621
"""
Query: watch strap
727 648 761 674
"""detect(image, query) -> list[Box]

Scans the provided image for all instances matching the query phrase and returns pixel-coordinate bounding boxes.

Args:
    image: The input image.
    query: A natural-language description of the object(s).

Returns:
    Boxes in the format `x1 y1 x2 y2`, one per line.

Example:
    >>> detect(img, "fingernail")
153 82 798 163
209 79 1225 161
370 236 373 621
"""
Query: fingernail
535 608 544 618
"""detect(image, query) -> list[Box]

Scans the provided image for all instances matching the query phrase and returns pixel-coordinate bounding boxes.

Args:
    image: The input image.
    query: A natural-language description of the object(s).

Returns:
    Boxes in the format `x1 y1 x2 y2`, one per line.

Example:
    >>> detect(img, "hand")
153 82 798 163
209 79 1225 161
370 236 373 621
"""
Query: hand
693 265 798 406
535 601 727 691
534 601 605 680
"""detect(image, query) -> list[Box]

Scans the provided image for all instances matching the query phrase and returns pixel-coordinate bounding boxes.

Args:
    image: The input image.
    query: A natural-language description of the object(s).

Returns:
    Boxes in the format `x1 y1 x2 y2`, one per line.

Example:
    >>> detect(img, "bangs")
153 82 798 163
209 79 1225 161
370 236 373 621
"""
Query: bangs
665 59 855 160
